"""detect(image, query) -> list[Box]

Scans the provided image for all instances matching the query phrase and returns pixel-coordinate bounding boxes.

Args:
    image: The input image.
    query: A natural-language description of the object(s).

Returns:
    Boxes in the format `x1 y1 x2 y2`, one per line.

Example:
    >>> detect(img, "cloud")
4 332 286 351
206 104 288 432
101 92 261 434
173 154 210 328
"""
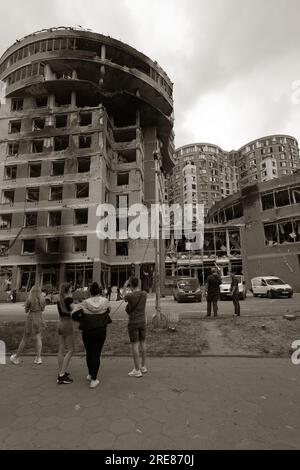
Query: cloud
1 0 300 150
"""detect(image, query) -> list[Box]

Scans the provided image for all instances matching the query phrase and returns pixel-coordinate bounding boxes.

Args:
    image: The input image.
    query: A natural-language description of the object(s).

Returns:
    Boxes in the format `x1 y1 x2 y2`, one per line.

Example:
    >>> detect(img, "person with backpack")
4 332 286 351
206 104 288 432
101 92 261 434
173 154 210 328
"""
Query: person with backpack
123 276 148 378
72 282 111 389
10 285 46 365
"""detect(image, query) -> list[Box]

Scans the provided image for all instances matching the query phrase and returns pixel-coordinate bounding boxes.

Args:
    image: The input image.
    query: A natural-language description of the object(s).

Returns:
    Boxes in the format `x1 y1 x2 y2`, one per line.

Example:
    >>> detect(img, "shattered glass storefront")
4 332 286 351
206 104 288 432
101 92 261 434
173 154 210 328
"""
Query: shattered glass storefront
19 265 36 292
65 263 93 288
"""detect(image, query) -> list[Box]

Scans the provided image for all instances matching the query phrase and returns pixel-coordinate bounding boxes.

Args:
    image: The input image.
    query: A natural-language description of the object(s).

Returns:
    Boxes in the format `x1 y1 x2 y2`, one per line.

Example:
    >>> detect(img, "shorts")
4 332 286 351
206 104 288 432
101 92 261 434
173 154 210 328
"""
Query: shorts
24 312 43 336
58 319 74 337
128 325 146 343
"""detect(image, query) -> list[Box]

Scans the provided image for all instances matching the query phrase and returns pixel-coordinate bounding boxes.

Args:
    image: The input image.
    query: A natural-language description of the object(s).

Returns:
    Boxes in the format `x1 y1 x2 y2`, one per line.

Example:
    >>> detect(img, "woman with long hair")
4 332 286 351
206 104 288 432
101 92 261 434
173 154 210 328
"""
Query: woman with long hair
10 285 46 365
56 282 75 385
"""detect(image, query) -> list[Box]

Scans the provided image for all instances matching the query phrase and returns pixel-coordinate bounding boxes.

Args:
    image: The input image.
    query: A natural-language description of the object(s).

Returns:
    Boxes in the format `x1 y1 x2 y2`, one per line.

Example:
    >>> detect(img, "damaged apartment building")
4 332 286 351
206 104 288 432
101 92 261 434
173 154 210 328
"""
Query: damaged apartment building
0 27 174 299
207 171 300 291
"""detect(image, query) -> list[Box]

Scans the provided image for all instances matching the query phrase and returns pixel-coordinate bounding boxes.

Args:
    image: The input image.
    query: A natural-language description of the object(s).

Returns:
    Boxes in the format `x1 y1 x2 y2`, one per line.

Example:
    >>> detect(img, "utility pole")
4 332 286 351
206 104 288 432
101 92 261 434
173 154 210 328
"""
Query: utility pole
152 151 166 328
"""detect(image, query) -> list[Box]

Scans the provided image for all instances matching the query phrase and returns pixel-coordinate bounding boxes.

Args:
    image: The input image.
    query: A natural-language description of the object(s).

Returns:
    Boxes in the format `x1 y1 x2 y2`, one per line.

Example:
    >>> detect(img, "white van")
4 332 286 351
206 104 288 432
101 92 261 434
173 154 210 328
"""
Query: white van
251 276 293 298
220 275 247 300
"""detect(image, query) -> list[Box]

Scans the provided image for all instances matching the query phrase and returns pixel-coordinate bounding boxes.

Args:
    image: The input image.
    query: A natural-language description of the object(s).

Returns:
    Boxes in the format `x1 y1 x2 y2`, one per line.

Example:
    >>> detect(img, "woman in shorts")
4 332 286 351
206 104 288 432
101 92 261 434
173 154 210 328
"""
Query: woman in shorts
57 283 76 384
10 285 46 365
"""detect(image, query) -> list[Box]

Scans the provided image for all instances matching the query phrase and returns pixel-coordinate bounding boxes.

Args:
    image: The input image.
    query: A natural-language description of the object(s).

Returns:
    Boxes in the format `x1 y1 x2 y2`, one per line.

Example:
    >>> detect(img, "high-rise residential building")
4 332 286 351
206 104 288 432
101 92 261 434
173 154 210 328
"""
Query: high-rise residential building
0 27 174 299
168 135 300 215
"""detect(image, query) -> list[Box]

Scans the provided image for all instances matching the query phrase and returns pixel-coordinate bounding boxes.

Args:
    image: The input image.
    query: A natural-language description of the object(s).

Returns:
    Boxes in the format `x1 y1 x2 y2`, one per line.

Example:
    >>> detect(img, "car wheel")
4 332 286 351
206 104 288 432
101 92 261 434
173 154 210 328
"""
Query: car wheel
253 294 258 297
267 290 273 299
288 293 293 298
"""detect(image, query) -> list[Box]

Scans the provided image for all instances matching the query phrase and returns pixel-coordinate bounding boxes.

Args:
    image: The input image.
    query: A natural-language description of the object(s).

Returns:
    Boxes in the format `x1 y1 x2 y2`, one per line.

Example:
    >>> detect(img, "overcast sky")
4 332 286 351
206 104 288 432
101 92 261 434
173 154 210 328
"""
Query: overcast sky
1 0 300 150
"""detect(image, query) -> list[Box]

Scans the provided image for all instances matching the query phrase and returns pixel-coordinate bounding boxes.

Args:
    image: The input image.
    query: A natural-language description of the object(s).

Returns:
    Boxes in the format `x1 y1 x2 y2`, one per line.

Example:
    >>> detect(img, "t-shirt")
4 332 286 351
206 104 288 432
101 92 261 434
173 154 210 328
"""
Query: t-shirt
231 276 239 296
124 290 147 327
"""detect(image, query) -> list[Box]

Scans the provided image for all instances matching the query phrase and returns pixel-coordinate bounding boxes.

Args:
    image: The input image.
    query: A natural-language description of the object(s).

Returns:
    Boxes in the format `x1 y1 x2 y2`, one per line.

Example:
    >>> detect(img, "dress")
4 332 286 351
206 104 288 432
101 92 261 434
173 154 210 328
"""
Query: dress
24 297 46 335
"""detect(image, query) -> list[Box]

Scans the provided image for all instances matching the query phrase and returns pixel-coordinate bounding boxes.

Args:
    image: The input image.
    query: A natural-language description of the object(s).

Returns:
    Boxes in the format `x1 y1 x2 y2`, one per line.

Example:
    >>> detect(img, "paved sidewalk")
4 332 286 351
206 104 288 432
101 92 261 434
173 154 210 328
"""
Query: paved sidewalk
0 357 300 450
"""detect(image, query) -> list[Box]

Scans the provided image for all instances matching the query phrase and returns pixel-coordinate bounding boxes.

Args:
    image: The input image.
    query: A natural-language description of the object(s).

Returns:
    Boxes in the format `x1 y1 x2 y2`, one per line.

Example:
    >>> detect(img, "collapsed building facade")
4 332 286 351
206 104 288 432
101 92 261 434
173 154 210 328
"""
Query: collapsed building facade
0 27 174 300
207 172 300 291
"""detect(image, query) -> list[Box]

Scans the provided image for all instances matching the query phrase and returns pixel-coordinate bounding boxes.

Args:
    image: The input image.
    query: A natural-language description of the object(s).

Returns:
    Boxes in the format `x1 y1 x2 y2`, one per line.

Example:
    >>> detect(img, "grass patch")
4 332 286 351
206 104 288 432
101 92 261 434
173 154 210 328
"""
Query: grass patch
217 317 300 356
1 319 209 356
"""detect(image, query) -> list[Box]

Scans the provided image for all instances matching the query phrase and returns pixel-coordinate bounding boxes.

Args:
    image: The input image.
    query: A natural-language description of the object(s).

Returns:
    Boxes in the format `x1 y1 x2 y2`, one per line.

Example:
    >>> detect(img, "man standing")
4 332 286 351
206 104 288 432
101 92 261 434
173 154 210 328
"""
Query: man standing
123 277 147 378
206 267 222 317
230 272 240 317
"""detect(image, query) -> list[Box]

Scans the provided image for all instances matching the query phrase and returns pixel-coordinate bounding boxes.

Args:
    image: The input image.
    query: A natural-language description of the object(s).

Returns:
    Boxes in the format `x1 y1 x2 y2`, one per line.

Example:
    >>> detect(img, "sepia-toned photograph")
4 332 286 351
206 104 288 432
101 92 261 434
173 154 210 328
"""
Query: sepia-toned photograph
0 0 300 460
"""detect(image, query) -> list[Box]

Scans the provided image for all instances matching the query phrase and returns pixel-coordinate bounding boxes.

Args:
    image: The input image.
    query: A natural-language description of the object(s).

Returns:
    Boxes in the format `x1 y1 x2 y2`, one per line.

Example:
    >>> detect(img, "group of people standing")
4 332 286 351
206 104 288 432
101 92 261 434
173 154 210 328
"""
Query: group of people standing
10 277 148 389
206 268 241 317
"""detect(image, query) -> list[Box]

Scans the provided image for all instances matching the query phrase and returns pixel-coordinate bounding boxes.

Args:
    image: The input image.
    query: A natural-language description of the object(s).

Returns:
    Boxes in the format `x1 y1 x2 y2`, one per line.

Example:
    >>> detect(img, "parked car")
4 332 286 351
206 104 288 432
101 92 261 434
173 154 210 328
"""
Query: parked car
173 277 202 303
44 290 59 305
251 276 293 298
220 275 247 300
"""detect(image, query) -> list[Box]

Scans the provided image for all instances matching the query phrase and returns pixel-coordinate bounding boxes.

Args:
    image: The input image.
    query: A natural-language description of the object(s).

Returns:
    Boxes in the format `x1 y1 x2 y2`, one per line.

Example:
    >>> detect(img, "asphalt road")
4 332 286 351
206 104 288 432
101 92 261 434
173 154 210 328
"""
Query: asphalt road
0 293 299 322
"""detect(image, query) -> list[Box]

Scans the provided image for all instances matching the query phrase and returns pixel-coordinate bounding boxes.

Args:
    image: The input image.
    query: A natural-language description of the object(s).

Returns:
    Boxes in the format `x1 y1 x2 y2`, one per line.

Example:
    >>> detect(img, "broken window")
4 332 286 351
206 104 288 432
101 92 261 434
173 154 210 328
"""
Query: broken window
114 128 136 143
294 220 300 243
32 117 45 131
262 192 275 210
74 209 88 225
0 214 12 229
35 96 48 108
275 189 290 207
48 211 62 227
0 241 10 256
11 98 23 111
79 135 92 149
117 172 129 186
79 112 92 126
54 135 69 151
9 120 21 134
233 202 243 219
278 221 294 244
5 166 17 180
51 160 65 176
290 186 300 204
29 162 41 178
77 157 91 173
47 238 60 254
7 142 19 156
55 92 72 107
2 190 15 204
22 239 36 255
215 231 227 255
26 187 39 202
203 232 215 255
225 206 234 222
25 212 38 227
229 231 241 255
32 140 44 153
264 224 278 246
55 114 68 128
49 186 63 201
73 237 87 253
65 262 93 288
19 265 36 291
76 183 89 199
116 242 129 256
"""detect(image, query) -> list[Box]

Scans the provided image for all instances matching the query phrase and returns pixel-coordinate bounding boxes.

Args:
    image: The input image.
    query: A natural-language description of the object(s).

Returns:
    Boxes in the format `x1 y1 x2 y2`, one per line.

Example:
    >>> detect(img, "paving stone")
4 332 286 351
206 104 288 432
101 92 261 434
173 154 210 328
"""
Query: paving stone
114 432 143 450
109 418 136 435
11 415 39 430
59 416 85 431
35 416 61 431
87 431 115 450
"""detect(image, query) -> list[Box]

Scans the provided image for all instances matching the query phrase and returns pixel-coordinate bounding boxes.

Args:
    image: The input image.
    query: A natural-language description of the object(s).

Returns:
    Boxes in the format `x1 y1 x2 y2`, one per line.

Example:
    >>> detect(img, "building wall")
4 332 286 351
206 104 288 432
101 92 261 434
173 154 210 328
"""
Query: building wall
0 27 174 296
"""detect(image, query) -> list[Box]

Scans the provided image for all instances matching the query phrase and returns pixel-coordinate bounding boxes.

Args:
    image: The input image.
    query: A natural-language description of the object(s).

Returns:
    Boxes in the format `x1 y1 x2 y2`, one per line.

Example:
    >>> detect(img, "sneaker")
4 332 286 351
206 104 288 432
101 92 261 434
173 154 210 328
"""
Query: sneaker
90 379 100 389
57 373 73 385
34 357 43 365
140 366 148 374
128 369 143 378
10 354 20 365
86 375 92 381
